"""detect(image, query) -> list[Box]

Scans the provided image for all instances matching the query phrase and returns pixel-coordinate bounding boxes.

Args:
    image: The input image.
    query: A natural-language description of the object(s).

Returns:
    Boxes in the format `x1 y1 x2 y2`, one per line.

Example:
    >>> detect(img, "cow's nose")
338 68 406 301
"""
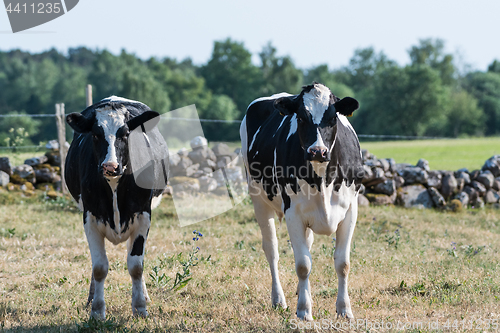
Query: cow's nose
102 162 119 175
308 147 328 161
309 147 327 158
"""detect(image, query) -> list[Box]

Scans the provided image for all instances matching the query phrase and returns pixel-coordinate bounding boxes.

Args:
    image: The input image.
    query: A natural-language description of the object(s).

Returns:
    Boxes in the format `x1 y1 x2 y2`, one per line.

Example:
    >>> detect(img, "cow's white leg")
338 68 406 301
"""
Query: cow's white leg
84 213 108 319
287 215 313 321
251 194 286 308
127 212 151 317
296 228 313 299
334 201 357 319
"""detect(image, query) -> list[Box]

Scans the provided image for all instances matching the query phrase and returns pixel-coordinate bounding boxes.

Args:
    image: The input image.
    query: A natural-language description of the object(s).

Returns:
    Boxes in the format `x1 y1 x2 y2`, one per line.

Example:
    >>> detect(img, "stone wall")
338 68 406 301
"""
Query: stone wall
359 150 500 210
2 138 500 211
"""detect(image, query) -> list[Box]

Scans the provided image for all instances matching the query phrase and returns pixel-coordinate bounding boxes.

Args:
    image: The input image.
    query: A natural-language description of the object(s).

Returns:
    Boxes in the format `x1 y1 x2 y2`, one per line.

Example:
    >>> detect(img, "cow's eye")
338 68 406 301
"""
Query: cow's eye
297 117 304 124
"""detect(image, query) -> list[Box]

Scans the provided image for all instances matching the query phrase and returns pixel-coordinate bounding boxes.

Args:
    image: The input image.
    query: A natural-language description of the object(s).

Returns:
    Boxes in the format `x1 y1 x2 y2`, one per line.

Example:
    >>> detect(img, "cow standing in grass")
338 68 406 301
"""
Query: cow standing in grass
65 96 168 319
240 83 363 320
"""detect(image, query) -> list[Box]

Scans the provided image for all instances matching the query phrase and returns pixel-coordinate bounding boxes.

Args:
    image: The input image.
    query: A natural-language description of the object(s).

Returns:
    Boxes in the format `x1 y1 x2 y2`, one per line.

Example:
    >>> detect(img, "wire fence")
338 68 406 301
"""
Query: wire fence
0 113 453 150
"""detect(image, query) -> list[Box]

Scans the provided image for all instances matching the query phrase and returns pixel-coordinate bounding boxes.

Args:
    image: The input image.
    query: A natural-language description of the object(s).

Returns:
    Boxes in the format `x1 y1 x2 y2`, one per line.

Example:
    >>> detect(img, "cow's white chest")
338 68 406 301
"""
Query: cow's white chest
284 179 357 235
85 177 130 245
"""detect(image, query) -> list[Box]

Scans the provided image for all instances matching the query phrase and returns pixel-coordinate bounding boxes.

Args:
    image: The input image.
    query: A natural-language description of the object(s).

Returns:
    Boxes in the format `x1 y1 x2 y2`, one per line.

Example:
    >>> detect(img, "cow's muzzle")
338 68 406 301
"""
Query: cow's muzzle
307 147 330 162
102 162 121 177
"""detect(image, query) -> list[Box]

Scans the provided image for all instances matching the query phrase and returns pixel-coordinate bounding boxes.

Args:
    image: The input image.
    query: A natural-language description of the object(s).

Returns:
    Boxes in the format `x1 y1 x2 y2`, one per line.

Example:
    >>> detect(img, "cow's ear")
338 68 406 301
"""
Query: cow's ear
66 113 94 133
274 96 298 116
334 97 359 117
127 111 160 132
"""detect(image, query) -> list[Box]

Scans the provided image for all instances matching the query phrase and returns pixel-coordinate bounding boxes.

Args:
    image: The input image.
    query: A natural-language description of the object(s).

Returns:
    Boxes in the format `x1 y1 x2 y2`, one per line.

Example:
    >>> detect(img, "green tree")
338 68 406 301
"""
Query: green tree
488 59 500 73
465 71 500 135
201 94 240 142
305 64 355 98
259 42 303 95
0 111 41 146
352 64 447 136
408 38 455 86
201 38 261 116
334 47 395 92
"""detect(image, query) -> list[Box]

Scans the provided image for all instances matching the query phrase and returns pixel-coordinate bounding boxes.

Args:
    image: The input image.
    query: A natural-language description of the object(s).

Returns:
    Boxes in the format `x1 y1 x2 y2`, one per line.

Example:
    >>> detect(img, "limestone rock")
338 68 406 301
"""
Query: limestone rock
398 166 428 185
24 155 48 167
35 167 58 183
365 193 393 206
190 136 208 150
427 170 442 189
469 170 481 181
13 164 36 184
463 186 478 202
188 147 216 164
493 178 500 191
169 176 200 192
428 187 446 207
372 179 395 196
484 189 500 204
358 193 370 207
397 184 434 209
363 167 385 187
199 176 218 192
456 177 465 193
455 171 471 185
0 157 13 175
476 170 495 189
471 180 487 197
386 158 396 173
482 155 500 177
455 191 469 207
441 173 458 198
471 197 485 209
0 170 9 187
416 158 430 172
212 143 232 157
169 153 181 167
394 175 405 189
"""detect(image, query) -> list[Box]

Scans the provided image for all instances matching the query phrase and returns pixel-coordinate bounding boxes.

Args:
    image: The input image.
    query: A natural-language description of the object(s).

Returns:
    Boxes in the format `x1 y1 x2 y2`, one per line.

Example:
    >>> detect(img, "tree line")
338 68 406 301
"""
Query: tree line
0 38 499 145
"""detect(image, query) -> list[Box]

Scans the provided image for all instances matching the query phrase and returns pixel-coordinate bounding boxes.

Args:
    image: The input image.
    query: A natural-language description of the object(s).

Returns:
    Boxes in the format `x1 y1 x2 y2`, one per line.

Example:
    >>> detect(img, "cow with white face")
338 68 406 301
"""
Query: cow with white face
65 96 167 319
240 83 363 320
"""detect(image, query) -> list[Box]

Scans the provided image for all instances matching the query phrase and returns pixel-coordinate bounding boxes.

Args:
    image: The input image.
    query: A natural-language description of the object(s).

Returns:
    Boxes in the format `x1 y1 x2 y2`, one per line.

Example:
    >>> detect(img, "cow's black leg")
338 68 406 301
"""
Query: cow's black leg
127 212 151 317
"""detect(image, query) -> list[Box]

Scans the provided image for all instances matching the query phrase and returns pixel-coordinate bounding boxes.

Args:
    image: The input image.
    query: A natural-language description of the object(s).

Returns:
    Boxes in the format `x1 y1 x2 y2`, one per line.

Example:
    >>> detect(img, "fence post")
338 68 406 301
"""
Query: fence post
55 103 67 195
86 84 93 107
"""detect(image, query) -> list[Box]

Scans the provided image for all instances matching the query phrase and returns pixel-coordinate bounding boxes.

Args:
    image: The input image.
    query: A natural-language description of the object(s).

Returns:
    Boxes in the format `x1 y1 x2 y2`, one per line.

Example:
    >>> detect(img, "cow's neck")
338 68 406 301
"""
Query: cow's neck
310 161 328 179
105 176 122 235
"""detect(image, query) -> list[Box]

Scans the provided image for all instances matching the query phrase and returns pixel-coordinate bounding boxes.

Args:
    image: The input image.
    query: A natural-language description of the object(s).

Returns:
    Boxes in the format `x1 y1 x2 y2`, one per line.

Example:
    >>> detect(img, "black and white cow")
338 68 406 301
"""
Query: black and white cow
65 96 167 319
240 83 363 320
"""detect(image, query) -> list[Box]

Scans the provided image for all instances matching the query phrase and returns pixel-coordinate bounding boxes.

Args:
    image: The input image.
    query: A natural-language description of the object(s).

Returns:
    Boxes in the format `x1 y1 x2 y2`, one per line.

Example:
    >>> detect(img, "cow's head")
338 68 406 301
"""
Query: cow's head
274 83 359 163
67 104 159 179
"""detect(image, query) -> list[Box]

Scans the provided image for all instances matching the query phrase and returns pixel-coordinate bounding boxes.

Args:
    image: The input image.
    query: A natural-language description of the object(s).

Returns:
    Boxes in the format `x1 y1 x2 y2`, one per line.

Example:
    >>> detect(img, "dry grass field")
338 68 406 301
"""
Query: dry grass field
1 190 500 332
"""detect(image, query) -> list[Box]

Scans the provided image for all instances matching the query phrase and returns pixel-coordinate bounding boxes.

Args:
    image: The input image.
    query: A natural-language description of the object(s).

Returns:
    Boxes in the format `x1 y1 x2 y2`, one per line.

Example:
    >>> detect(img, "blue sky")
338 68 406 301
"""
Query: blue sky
1 0 499 71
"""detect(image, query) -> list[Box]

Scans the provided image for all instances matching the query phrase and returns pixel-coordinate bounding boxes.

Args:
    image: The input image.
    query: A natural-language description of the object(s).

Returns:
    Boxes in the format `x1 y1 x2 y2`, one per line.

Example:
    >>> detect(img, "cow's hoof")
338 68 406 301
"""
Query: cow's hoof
272 292 287 309
296 310 313 321
133 307 148 318
272 301 287 310
336 309 354 319
90 310 106 320
90 300 106 320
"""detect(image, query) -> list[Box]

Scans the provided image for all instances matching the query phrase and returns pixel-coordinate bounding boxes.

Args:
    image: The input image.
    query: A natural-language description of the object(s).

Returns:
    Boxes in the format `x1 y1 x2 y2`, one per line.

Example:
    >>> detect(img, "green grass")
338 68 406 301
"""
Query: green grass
0 149 48 166
1 189 500 332
360 137 500 171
